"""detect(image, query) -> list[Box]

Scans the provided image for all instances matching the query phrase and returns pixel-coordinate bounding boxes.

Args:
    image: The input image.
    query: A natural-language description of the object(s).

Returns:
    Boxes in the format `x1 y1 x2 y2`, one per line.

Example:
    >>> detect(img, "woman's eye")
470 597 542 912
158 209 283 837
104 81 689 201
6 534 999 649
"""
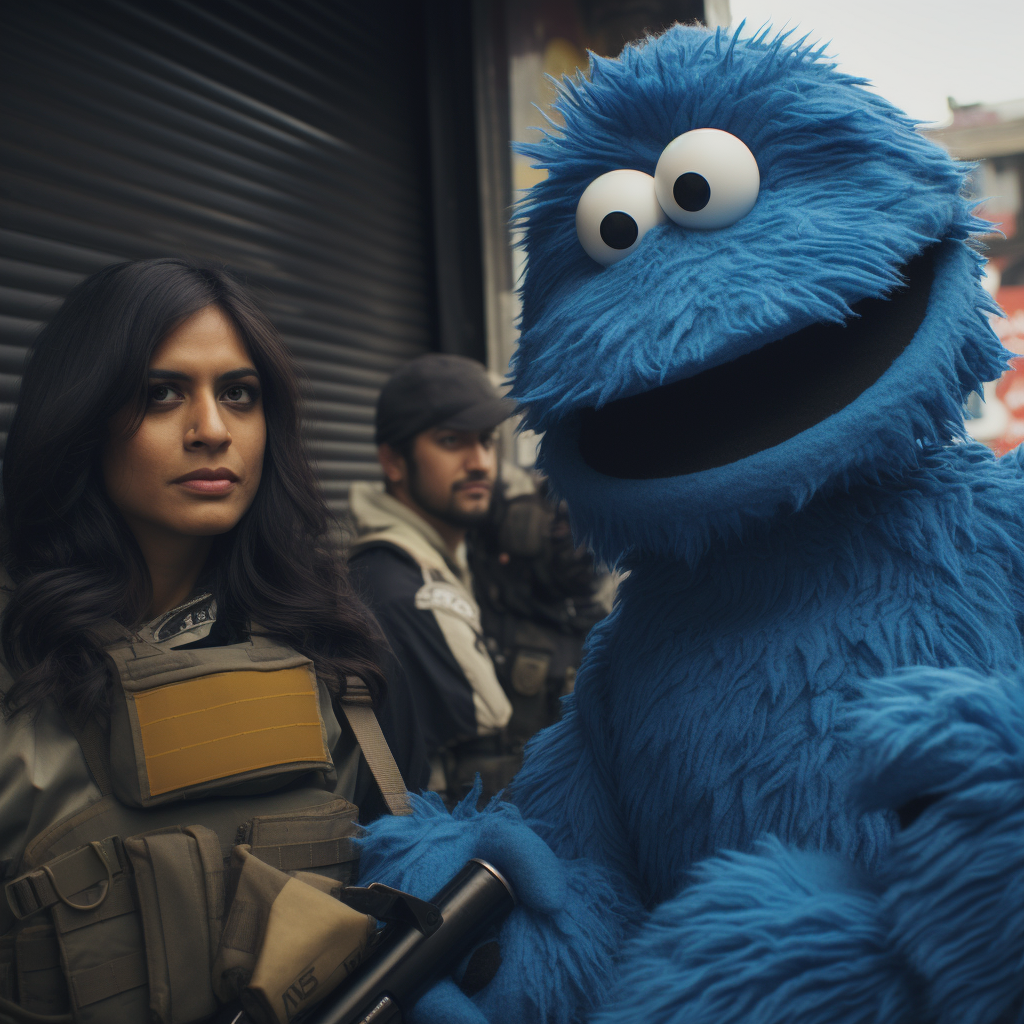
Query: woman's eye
223 385 256 404
149 385 180 403
654 129 759 229
575 169 667 266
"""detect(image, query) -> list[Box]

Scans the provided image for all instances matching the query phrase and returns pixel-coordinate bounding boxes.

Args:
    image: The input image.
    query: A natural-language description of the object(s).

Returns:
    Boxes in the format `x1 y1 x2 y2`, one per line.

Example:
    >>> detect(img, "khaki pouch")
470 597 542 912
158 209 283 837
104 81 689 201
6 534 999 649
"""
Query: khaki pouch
215 846 377 1024
6 793 369 1024
122 825 224 1024
6 837 149 1023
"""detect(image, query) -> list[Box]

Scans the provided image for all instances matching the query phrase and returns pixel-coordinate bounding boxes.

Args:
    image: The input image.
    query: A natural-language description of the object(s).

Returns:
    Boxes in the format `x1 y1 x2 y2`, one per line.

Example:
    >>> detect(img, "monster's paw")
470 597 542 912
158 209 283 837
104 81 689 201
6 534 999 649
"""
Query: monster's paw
357 785 566 911
408 979 488 1024
852 667 1024 1024
591 839 914 1024
358 785 637 1024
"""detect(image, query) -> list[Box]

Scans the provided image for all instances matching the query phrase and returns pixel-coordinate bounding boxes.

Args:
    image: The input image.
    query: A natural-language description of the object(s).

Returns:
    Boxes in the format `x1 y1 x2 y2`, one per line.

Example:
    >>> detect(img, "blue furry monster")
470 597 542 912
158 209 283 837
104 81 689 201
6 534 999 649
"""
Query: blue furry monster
359 23 1024 1024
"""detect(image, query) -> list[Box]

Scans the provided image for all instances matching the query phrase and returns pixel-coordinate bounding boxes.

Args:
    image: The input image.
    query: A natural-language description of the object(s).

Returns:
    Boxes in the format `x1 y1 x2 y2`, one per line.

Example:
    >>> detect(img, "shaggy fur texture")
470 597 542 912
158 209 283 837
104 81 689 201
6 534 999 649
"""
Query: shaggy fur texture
512 26 1001 565
591 840 917 1024
358 787 638 1024
359 23 1024 1023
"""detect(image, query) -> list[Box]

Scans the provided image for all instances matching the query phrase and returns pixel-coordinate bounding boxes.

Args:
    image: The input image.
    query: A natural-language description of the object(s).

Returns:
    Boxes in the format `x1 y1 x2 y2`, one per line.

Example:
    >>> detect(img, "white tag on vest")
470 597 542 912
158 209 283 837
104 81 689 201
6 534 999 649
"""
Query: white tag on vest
414 582 479 626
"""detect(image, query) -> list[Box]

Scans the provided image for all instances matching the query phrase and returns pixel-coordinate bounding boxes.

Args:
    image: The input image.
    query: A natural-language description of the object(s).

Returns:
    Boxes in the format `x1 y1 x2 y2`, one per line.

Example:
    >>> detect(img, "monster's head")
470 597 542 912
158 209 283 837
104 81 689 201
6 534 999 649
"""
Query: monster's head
511 25 1005 565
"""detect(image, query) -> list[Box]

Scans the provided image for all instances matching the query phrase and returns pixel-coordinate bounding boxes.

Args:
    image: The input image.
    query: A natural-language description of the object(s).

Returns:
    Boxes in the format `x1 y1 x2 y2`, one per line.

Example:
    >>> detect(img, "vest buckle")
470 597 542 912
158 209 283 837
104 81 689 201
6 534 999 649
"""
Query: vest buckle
42 840 115 913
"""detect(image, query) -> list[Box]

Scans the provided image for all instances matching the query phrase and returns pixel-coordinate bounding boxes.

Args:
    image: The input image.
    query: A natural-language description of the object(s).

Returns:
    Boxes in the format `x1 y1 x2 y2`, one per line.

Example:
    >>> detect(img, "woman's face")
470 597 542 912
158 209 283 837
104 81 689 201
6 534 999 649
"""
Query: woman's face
102 304 267 542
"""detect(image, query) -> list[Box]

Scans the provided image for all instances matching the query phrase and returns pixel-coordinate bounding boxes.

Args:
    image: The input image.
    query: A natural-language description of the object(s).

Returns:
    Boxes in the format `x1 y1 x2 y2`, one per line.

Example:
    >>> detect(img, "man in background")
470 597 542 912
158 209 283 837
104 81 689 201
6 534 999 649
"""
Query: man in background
347 354 515 801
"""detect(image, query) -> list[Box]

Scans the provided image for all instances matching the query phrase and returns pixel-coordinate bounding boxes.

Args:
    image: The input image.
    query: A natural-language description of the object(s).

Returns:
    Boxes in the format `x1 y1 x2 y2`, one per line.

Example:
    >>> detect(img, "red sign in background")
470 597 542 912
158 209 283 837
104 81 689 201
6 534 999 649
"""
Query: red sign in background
966 286 1024 455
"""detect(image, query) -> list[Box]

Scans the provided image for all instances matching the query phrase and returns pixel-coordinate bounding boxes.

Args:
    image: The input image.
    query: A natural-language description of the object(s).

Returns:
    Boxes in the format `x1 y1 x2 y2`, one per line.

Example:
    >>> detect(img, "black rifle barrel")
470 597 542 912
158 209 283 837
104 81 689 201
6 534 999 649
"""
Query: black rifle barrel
307 858 516 1024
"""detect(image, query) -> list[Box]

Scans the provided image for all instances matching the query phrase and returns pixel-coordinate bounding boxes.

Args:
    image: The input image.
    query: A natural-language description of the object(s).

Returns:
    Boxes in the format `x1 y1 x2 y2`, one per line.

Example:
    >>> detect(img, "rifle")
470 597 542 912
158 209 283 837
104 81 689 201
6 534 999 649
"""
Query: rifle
228 859 516 1024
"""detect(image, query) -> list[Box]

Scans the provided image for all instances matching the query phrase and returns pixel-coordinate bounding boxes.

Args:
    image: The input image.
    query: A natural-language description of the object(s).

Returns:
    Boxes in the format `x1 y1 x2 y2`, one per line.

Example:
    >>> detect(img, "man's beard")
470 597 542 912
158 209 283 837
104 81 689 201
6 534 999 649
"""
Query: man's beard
408 460 492 529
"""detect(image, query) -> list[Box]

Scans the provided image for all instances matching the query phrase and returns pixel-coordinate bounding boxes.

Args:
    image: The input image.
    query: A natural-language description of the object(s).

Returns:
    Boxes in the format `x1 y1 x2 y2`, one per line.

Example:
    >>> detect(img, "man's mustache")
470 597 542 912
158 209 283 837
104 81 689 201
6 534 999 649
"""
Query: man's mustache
452 475 493 492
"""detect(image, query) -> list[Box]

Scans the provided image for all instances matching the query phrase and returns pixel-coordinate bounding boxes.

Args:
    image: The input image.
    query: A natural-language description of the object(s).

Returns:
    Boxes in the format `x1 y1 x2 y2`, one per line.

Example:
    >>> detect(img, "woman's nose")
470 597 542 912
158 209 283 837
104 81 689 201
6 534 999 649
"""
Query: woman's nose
187 394 231 448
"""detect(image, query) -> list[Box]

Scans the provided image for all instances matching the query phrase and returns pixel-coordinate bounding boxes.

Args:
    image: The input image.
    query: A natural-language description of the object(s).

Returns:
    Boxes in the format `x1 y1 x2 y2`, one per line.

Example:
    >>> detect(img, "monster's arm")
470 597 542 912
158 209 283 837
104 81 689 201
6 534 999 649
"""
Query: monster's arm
358 696 643 1024
588 666 1024 1024
589 840 919 1024
509 693 640 872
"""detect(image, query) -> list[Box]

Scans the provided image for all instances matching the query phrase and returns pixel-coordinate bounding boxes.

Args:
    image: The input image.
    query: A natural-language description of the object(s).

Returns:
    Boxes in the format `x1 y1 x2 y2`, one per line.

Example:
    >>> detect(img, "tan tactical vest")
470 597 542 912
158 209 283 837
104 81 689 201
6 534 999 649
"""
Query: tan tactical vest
0 626 411 1024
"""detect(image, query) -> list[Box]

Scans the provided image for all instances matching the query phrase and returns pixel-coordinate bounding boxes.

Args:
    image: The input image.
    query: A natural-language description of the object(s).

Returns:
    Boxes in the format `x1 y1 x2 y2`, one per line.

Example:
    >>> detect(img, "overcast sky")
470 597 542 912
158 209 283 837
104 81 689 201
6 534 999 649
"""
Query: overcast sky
726 0 1024 126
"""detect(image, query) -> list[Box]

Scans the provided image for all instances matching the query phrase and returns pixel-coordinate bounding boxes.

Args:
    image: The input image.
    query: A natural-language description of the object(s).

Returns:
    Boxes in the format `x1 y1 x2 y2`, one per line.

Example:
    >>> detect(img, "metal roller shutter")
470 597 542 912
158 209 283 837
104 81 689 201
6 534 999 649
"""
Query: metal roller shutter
0 0 438 514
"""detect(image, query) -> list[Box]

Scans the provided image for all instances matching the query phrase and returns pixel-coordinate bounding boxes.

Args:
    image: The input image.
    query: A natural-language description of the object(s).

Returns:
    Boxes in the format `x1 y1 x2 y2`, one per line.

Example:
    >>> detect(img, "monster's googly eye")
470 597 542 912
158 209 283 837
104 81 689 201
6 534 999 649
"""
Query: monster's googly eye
575 169 667 266
654 129 759 229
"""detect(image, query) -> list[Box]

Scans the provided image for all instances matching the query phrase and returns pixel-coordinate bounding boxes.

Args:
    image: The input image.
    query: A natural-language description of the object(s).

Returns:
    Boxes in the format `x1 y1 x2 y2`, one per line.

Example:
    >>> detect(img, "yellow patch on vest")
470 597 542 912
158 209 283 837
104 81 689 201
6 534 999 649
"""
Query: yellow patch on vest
133 667 327 796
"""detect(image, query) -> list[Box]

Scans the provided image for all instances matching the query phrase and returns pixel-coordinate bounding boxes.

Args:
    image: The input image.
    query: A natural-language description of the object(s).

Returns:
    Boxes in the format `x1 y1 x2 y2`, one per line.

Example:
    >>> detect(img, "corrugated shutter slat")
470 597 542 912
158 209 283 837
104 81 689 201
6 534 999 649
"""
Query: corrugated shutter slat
0 0 435 516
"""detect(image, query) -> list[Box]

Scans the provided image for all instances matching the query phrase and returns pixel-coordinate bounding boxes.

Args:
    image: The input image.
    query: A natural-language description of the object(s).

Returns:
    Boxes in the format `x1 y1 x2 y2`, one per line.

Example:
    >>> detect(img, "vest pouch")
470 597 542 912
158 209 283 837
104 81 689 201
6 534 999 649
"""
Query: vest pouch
121 824 224 1024
5 836 149 1023
235 794 363 887
6 801 362 1024
13 922 69 1016
107 636 334 808
215 846 377 1024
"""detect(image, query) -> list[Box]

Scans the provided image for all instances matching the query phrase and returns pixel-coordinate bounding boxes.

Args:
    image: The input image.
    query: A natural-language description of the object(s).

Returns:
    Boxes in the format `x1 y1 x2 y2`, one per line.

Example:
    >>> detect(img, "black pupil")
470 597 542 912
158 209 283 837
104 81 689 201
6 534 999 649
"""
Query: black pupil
673 172 711 212
600 211 639 250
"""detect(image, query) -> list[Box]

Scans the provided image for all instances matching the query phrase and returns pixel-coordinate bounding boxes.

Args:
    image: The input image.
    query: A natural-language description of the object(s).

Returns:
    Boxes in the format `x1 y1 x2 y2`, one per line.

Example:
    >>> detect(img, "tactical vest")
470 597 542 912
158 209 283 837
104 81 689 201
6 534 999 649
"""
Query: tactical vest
0 627 411 1024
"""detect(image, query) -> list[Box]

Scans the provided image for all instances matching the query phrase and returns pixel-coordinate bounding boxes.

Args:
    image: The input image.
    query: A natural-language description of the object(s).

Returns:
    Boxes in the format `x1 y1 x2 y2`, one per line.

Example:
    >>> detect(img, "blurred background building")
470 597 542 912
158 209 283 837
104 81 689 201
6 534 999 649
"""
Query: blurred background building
0 0 721 514
4 0 1021 500
924 102 1024 453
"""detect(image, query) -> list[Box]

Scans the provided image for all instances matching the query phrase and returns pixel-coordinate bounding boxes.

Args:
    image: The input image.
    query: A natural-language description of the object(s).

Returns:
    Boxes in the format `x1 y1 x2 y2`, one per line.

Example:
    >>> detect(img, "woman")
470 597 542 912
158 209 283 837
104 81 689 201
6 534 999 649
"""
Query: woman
0 258 425 1023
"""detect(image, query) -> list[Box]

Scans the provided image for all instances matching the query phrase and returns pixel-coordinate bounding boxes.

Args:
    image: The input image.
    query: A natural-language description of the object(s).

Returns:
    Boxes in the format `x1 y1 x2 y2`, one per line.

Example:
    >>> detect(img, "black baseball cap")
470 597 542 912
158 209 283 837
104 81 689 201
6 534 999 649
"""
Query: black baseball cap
375 354 515 446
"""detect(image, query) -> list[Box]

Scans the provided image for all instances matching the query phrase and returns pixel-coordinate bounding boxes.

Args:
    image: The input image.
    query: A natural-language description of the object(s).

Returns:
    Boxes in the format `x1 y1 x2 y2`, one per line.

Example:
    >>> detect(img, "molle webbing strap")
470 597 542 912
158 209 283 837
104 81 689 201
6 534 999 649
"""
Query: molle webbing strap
71 950 147 1009
5 838 125 920
248 819 359 873
340 678 412 816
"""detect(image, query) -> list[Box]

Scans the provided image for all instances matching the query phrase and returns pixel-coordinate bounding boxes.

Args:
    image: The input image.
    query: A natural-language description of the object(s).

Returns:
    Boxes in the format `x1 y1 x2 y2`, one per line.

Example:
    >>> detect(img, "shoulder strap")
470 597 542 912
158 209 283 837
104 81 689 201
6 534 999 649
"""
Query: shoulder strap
340 677 412 816
62 712 113 798
351 529 453 580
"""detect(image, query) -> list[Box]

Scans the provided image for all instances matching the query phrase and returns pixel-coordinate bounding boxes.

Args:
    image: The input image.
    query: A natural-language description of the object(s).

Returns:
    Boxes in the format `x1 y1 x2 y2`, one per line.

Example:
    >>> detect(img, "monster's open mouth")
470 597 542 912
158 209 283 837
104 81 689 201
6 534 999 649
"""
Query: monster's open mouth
577 245 938 479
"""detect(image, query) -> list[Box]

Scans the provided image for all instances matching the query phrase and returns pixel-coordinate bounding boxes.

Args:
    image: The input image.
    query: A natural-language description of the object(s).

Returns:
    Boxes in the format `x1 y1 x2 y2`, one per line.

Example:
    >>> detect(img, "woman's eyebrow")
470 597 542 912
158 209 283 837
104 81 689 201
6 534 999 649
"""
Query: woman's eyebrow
147 367 260 382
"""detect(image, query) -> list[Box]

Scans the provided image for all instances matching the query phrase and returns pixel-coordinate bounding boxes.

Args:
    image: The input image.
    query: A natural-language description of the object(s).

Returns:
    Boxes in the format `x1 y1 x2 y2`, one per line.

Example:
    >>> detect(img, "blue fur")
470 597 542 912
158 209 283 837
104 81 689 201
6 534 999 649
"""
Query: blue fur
853 669 1024 1024
357 786 638 1024
591 840 916 1024
359 22 1024 1023
512 25 1002 565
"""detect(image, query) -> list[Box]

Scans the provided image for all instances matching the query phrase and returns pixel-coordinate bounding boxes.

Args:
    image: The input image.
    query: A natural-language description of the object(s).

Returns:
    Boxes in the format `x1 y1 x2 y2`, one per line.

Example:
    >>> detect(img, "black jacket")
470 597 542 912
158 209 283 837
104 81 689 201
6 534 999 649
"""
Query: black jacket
350 542 482 771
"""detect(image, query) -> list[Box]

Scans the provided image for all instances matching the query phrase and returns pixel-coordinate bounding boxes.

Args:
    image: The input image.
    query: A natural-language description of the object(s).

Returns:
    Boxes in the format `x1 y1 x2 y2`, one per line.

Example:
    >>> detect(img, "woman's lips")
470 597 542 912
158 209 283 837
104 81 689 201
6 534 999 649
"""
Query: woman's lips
176 478 236 494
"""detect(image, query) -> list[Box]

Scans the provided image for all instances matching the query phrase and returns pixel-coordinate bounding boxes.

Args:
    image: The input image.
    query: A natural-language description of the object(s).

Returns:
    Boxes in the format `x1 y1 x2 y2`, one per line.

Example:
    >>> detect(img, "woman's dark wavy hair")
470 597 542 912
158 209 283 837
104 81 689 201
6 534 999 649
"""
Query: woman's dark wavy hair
1 258 386 719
